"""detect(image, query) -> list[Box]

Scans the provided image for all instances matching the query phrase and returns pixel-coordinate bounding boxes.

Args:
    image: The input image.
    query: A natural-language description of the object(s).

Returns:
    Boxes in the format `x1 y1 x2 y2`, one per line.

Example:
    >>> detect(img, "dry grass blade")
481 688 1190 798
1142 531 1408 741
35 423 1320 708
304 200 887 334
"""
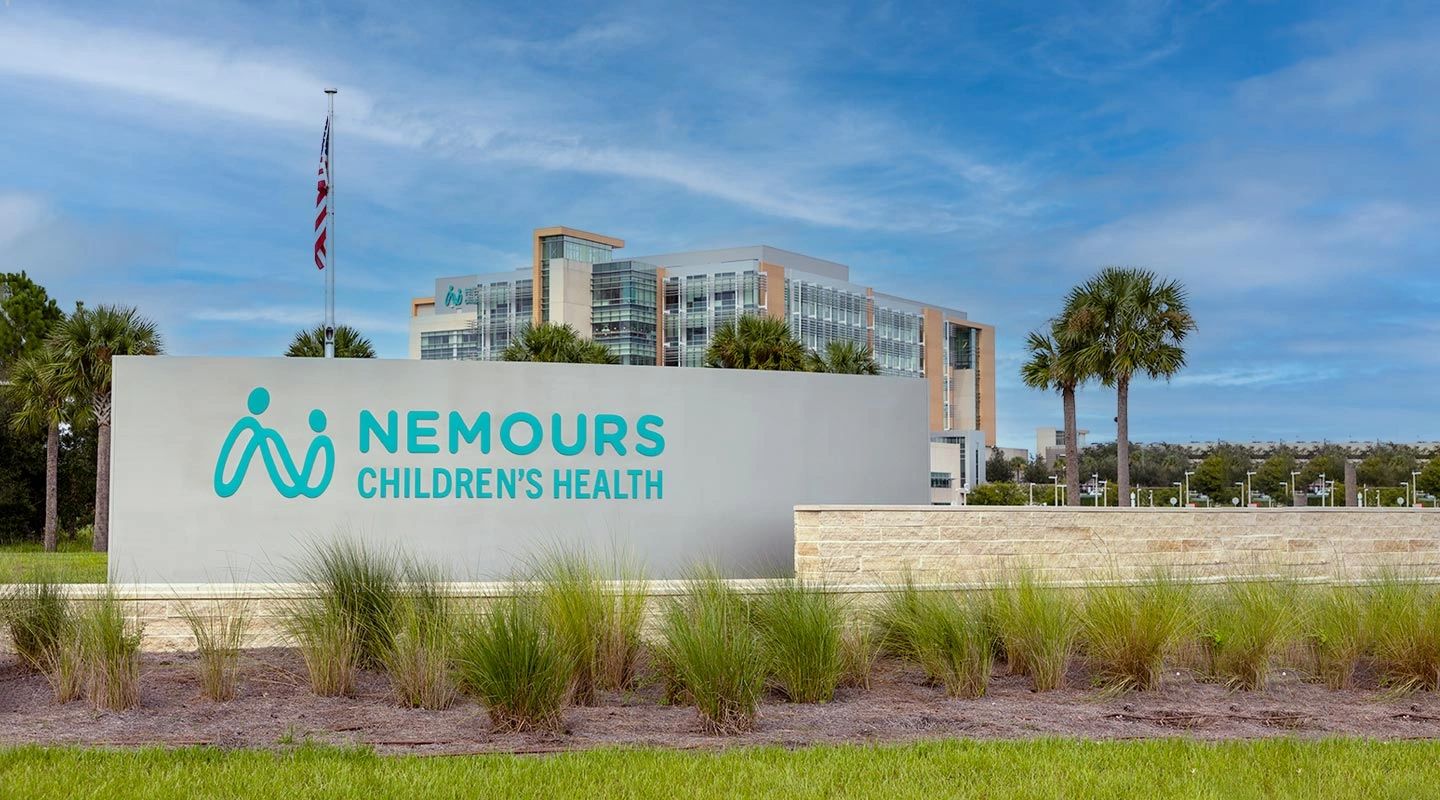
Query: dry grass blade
77 590 143 711
177 598 251 702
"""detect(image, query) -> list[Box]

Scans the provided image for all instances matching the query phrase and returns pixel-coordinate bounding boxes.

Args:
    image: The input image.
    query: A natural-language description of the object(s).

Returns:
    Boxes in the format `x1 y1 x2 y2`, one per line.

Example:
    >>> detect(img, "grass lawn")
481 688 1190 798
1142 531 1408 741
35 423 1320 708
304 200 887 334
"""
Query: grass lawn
1 739 1437 799
0 540 106 584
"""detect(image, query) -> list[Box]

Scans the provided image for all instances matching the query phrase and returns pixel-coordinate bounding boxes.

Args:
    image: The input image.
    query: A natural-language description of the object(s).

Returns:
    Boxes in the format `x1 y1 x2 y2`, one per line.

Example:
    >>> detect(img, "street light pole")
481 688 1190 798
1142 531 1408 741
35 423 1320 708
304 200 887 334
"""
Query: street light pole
1413 471 1422 508
1246 470 1256 508
1184 470 1194 507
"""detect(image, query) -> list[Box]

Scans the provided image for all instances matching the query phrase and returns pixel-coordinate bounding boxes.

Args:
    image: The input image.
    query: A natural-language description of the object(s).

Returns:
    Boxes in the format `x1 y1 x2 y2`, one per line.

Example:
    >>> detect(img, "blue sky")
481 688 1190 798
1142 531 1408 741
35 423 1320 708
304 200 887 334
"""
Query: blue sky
1 0 1437 450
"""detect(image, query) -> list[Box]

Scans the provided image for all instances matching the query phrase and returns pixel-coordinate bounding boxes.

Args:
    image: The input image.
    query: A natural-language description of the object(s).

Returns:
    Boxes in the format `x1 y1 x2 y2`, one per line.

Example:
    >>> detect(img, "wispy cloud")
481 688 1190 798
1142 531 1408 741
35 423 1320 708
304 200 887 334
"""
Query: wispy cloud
189 306 408 334
1171 365 1342 389
0 10 1028 235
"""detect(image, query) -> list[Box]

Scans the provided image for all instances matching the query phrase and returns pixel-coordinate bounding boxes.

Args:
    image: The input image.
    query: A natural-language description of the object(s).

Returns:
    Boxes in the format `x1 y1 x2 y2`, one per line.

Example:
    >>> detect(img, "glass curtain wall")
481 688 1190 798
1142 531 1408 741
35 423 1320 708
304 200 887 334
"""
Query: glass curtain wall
591 260 658 365
872 304 925 377
662 267 764 367
419 277 532 361
783 277 869 354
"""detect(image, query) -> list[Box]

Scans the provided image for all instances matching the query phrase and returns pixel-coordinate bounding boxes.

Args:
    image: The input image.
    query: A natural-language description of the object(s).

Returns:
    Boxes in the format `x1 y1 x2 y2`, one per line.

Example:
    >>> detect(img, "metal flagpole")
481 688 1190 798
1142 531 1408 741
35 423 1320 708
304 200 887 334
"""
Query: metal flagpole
324 88 337 358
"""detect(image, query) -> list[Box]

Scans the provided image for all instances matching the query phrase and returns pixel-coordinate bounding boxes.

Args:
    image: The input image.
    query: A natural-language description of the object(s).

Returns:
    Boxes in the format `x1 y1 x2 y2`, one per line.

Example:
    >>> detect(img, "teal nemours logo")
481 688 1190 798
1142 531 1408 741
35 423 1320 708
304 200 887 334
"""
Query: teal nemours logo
214 387 335 498
443 284 465 308
213 387 668 503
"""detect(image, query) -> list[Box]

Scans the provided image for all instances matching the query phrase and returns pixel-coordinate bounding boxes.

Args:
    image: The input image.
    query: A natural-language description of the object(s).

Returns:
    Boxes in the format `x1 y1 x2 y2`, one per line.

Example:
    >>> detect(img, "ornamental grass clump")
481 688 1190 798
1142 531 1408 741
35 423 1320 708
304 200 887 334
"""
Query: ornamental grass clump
76 591 143 711
455 593 572 732
280 598 359 697
992 570 1079 691
532 545 646 705
381 564 457 710
177 599 251 701
657 568 767 733
874 578 992 698
1305 585 1370 690
3 577 71 672
839 621 879 690
752 580 844 703
1368 574 1440 692
295 538 403 669
4 577 81 703
1081 573 1195 693
1204 579 1301 691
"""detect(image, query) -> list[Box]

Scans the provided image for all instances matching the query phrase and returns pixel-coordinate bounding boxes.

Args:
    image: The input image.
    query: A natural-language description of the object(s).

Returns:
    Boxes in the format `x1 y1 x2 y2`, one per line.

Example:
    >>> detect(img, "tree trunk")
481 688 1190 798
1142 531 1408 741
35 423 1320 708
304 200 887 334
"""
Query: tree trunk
44 421 59 552
1116 376 1131 507
93 394 112 552
1063 385 1080 507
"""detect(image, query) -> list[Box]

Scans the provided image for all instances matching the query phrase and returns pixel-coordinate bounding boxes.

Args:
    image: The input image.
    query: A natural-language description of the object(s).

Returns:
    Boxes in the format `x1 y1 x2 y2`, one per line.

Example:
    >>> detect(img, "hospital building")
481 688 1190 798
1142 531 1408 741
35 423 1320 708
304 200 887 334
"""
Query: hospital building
409 226 994 498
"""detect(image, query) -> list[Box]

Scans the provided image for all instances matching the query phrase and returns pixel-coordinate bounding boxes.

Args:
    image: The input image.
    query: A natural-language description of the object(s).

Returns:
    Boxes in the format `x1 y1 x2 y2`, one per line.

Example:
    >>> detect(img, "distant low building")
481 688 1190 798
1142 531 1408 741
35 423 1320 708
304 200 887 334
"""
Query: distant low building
991 446 1029 463
1036 426 1088 465
931 431 986 505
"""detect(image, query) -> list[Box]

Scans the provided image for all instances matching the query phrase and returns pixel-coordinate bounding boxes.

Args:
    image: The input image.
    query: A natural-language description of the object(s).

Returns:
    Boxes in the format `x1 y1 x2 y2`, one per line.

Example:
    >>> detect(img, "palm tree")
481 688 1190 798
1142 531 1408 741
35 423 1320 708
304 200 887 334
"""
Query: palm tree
1020 327 1087 506
1061 267 1196 507
5 349 77 551
48 305 164 551
501 322 619 364
807 340 880 375
285 324 376 358
705 315 808 371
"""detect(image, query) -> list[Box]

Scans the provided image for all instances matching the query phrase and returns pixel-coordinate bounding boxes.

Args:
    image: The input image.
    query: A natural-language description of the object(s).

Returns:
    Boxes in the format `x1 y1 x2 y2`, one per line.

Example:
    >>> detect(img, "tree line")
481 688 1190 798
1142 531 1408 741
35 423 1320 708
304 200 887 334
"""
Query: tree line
984 440 1440 504
1 272 162 551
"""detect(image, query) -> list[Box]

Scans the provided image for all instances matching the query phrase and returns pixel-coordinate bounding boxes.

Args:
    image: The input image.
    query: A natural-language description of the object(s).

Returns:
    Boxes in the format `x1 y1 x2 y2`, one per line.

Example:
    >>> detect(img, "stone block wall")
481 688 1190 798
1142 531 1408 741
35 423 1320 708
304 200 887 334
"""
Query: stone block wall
794 506 1440 586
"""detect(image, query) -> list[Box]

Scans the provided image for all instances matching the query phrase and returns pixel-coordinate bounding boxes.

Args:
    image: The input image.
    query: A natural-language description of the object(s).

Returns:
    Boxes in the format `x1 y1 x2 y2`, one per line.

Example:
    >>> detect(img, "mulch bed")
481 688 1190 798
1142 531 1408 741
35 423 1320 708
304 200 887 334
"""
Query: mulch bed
2 649 1438 754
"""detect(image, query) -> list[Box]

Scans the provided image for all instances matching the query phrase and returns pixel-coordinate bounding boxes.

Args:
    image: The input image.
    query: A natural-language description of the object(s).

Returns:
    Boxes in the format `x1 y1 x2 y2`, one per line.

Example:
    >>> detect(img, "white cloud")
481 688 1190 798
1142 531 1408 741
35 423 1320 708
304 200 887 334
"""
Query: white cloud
0 12 423 145
0 11 1027 234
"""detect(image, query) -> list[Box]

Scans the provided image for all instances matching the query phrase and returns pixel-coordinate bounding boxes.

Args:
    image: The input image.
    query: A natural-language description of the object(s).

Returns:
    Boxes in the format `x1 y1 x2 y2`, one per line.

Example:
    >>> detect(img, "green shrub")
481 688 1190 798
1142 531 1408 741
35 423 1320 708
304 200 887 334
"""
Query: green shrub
292 538 402 669
752 580 844 703
4 577 71 671
177 599 250 701
658 569 766 733
992 570 1079 691
455 593 572 732
875 579 992 698
382 564 457 710
532 545 646 705
1368 575 1440 692
77 591 143 711
1204 579 1301 691
1081 574 1195 692
1305 586 1369 690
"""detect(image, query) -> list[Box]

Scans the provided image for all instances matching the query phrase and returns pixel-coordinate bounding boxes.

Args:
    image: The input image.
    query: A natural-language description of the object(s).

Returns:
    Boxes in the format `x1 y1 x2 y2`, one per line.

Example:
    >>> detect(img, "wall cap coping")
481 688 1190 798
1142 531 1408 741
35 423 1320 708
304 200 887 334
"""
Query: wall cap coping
49 579 795 601
794 505 1439 513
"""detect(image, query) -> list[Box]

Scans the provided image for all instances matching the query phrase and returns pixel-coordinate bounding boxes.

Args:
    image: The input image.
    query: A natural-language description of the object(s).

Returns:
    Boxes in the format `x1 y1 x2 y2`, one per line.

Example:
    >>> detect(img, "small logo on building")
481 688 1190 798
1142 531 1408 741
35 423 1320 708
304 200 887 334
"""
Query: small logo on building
444 285 465 308
214 387 334 498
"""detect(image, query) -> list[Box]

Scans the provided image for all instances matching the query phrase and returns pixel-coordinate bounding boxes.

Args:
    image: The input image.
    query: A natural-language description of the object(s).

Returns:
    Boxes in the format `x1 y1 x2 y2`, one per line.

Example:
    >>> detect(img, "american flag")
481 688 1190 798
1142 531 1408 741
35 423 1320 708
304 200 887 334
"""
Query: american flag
314 118 330 270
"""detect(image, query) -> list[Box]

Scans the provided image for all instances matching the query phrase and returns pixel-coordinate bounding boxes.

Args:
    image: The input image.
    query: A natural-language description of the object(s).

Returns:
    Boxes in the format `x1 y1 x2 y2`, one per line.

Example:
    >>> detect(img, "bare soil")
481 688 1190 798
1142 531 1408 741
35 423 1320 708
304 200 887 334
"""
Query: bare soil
2 650 1438 754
